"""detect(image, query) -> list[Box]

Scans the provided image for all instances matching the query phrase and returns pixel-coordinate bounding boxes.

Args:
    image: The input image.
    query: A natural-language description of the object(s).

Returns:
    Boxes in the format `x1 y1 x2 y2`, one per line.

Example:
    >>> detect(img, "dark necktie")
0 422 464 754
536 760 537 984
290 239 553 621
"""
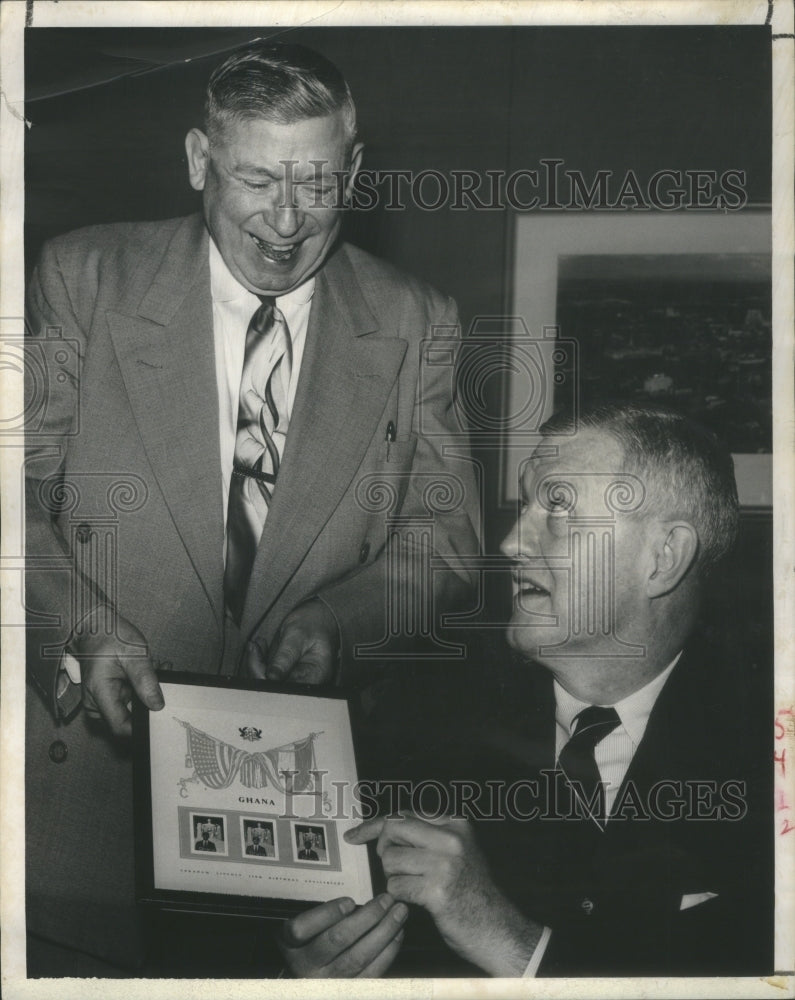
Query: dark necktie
224 297 292 624
557 705 621 824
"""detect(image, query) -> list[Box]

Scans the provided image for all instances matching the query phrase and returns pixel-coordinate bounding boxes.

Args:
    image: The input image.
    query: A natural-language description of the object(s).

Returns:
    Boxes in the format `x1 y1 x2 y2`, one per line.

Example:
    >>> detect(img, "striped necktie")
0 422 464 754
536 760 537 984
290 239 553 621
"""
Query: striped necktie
224 296 292 625
557 705 621 824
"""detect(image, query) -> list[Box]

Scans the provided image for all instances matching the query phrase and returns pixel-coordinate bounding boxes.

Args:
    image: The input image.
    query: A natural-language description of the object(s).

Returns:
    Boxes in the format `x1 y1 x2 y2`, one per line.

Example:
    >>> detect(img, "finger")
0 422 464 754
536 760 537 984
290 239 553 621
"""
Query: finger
380 845 431 878
242 640 268 680
286 894 395 970
120 654 164 711
266 629 304 680
346 814 442 851
344 817 386 845
81 684 101 716
356 927 405 978
323 901 408 977
304 894 395 969
285 659 332 686
282 897 357 947
385 875 426 907
89 676 133 738
375 815 456 855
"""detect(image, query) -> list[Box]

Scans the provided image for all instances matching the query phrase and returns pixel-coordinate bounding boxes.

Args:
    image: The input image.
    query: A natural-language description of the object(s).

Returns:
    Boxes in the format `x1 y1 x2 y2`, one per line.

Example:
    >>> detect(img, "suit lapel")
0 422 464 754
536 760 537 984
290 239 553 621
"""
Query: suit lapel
617 643 706 798
107 215 225 626
241 246 408 638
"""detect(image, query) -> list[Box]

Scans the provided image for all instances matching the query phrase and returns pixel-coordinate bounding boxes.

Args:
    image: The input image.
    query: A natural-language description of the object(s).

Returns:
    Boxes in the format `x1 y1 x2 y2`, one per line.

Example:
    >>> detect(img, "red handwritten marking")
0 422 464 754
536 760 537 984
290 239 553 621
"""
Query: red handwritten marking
774 709 794 835
775 707 794 737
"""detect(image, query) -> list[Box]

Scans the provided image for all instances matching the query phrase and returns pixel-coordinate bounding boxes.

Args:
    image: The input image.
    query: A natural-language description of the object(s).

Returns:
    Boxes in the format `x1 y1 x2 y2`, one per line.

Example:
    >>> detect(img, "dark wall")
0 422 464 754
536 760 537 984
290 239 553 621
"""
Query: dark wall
25 25 771 327
24 25 772 627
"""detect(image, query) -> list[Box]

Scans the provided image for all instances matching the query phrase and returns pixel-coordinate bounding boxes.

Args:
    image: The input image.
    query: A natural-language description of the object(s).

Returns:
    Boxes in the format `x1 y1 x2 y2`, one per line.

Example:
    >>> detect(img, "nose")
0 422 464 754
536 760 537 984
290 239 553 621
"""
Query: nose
500 504 538 560
500 510 525 559
266 200 302 239
500 518 519 559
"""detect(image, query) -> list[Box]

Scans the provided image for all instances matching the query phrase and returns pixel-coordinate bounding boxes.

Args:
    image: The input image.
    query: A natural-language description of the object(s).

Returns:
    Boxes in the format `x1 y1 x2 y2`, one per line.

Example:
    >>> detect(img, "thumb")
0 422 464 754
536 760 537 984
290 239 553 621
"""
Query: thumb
120 654 164 711
266 630 303 680
242 640 268 680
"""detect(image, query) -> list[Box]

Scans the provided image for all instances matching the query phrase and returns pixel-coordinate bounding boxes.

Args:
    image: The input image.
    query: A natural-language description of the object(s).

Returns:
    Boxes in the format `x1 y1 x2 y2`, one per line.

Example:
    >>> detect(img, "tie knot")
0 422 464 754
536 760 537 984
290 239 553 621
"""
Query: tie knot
246 297 281 348
570 705 621 748
250 296 276 333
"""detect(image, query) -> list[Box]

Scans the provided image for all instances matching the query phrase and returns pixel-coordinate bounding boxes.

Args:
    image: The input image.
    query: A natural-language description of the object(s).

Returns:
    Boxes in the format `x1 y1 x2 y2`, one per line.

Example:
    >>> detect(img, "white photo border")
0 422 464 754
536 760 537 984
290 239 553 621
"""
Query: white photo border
1 3 792 999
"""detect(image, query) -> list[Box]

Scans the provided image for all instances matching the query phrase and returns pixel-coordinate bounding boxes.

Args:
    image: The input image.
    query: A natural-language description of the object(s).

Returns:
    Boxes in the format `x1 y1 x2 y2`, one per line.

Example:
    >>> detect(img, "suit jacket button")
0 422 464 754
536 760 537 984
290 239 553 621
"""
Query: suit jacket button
48 740 68 763
76 523 91 544
359 541 370 563
580 898 595 915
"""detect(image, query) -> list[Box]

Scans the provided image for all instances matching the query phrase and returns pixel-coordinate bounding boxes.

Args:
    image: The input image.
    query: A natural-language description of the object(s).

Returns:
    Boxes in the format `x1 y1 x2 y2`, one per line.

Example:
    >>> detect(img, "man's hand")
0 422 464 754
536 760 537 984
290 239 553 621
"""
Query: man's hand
345 814 542 977
279 893 407 978
70 607 164 738
244 599 340 685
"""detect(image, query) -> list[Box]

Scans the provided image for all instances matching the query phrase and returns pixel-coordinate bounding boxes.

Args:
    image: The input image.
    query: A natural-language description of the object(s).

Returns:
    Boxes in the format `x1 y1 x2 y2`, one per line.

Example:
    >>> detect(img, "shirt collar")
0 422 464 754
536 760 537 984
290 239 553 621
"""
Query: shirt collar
209 236 315 308
554 652 682 750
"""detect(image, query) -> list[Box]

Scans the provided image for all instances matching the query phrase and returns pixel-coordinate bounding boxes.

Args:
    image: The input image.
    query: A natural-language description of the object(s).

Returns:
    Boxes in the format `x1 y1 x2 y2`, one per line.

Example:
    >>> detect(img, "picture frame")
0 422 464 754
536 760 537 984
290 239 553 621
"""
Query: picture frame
504 209 772 509
133 673 377 919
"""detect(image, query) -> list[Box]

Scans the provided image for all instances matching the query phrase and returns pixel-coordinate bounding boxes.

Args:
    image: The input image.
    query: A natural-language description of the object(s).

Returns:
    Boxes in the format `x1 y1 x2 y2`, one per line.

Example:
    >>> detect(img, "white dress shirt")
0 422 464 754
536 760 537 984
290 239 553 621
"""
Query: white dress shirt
523 653 681 977
553 654 680 815
209 237 314 540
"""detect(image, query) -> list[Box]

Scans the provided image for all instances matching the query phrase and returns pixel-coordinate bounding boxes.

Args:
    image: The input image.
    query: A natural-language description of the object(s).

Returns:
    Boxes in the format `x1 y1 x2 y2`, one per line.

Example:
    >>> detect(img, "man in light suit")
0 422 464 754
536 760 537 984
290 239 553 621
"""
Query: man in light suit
280 404 772 978
24 42 478 974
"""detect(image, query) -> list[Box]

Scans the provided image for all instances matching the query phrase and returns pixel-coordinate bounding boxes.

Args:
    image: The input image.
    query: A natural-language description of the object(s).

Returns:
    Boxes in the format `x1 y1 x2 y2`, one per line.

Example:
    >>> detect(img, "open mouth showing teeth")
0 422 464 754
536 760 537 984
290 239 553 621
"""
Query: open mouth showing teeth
250 234 298 262
516 578 550 597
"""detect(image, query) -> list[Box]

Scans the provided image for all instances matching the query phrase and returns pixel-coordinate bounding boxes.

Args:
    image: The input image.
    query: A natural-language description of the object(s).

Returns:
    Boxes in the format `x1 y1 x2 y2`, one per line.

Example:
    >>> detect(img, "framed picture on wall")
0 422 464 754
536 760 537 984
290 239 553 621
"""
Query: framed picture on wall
505 209 772 509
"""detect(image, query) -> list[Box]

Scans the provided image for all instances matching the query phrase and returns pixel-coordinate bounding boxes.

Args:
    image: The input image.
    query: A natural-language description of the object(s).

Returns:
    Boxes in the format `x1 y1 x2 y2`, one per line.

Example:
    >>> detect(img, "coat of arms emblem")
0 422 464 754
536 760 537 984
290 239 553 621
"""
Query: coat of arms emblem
239 726 262 742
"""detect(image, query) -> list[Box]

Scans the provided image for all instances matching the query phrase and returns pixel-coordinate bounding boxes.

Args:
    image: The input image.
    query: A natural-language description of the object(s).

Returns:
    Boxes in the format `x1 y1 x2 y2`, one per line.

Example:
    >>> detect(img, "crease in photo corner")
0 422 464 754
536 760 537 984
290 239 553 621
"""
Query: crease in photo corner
1 1 794 998
22 31 294 103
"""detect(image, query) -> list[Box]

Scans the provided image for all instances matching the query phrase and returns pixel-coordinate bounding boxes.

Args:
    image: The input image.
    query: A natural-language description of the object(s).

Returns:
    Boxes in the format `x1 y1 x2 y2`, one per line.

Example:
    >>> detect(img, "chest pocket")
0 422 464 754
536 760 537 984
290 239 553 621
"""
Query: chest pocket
384 432 418 467
356 433 419 520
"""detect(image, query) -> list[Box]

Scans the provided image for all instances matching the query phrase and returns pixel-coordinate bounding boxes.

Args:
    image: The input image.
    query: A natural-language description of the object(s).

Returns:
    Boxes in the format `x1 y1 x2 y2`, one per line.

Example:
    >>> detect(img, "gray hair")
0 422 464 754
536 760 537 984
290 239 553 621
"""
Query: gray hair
205 42 357 153
541 402 740 576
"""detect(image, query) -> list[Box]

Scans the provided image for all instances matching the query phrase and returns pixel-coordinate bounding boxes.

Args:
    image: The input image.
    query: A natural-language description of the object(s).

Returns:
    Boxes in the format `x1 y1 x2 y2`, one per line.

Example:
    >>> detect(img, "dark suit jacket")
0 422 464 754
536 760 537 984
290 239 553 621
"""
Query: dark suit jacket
372 634 773 977
24 214 480 967
245 844 272 857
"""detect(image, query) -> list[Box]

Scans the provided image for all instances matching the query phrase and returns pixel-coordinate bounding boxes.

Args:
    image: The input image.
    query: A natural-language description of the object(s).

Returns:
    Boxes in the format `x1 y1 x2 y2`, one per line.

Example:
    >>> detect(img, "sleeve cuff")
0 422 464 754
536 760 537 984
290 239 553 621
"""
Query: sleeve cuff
55 651 83 719
62 652 82 685
522 926 552 977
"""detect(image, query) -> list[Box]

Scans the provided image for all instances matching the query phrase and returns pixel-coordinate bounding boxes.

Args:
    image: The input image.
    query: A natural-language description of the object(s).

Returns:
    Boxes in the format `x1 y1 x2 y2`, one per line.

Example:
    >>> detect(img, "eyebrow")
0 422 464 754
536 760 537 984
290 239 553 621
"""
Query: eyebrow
525 456 558 478
232 164 280 178
233 162 334 183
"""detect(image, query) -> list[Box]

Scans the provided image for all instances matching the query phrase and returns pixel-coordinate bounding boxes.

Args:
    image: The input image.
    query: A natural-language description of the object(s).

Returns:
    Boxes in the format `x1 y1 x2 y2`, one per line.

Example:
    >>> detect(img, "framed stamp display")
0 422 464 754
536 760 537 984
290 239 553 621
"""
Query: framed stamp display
133 673 376 918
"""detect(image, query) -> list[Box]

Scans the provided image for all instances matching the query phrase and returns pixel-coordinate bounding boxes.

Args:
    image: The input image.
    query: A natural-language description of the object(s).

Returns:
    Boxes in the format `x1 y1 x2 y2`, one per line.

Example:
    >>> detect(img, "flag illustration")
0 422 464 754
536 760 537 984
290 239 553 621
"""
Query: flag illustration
175 718 321 797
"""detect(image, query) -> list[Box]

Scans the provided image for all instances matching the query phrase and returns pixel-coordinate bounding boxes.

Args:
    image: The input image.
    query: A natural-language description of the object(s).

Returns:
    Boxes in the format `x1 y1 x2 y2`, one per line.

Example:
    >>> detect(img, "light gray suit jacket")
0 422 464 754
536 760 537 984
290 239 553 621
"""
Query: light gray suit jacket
24 213 479 965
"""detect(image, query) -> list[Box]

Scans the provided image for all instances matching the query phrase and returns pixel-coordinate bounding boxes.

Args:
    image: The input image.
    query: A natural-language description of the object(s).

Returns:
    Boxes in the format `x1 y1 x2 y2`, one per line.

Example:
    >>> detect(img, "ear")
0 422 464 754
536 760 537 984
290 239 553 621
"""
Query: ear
341 141 364 202
646 521 699 597
185 129 210 191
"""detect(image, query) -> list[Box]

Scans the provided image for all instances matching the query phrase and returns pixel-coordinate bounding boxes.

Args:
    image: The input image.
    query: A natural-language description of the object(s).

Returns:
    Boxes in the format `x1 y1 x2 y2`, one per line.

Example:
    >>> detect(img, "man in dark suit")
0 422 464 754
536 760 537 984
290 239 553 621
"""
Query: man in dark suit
298 837 320 862
194 833 217 853
280 403 772 977
245 833 272 857
24 42 478 974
